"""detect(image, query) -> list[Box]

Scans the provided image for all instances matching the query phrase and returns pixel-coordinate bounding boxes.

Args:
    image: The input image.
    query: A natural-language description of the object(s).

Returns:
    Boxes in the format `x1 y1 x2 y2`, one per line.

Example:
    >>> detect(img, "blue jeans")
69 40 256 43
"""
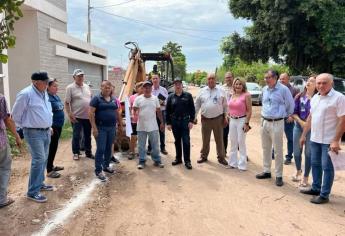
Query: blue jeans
23 128 51 196
95 126 115 174
138 130 161 164
0 145 11 204
72 118 92 155
148 110 166 151
293 123 311 177
310 141 334 198
284 119 294 160
171 118 191 164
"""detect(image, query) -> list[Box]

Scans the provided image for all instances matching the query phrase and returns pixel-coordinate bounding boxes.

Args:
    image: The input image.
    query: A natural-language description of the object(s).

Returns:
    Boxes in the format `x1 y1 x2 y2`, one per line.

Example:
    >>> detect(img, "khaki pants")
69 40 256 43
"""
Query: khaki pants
260 119 284 177
200 115 226 160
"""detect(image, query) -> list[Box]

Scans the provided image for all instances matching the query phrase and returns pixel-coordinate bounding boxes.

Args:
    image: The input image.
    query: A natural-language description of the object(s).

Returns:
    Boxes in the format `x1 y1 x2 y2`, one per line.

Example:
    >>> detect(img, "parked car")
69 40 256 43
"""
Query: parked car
246 82 262 105
290 75 308 92
334 77 345 95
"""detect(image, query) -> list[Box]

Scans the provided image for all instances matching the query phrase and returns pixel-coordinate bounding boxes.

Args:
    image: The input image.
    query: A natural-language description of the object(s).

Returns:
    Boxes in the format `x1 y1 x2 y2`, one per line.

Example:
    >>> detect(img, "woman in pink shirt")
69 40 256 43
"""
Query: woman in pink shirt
128 82 144 159
227 78 252 170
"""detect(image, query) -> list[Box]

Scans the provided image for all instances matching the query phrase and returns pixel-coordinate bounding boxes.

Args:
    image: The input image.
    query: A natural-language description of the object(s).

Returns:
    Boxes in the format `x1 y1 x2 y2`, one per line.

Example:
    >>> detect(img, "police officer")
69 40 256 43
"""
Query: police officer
166 78 195 169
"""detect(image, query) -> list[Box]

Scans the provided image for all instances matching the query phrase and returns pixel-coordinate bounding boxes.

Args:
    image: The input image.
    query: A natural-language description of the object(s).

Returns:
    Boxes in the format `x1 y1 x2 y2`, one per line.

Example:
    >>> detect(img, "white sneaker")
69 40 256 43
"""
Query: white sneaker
137 164 144 169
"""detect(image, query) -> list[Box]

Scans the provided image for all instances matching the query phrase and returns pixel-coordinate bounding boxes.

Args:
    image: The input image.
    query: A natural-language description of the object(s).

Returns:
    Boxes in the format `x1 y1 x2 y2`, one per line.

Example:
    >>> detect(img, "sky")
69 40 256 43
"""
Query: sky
67 0 250 73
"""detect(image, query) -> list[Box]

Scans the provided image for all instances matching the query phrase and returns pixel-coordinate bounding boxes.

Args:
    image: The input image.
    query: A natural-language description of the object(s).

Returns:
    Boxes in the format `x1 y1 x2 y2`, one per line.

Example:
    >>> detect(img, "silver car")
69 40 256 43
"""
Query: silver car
246 82 262 105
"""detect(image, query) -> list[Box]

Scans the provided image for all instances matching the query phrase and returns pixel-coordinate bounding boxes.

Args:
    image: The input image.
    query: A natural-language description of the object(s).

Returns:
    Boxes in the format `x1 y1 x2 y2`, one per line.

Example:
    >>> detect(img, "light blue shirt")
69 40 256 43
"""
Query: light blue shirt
261 82 294 119
12 85 52 128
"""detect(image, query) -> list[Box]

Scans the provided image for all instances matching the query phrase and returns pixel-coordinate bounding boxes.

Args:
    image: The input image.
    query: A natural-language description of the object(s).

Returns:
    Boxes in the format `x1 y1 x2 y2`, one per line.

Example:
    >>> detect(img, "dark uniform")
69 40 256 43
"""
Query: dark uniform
166 91 195 166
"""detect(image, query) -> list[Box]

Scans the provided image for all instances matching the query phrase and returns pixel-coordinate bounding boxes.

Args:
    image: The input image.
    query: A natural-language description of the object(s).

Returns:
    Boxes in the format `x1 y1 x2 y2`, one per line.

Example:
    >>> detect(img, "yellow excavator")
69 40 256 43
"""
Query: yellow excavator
115 42 175 152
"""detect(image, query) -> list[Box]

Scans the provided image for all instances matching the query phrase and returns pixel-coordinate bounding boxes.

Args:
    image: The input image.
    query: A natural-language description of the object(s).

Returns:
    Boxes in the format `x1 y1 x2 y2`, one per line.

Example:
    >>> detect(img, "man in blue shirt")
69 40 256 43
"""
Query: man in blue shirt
12 72 53 203
256 70 294 187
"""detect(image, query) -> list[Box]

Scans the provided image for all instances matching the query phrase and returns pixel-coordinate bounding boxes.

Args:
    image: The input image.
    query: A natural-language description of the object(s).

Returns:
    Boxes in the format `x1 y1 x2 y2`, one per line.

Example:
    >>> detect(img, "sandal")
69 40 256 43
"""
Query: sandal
47 171 61 178
53 166 64 171
0 197 15 208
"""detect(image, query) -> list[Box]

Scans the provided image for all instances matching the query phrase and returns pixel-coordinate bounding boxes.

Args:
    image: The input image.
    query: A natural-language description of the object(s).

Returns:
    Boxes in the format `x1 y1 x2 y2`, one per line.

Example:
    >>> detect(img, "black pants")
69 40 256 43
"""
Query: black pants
47 126 62 173
171 118 191 164
223 124 229 154
72 118 92 155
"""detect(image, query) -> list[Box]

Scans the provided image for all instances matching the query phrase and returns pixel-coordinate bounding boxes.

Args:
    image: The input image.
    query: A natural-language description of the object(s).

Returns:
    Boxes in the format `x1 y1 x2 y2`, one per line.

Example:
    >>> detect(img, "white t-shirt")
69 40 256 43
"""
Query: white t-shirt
310 89 345 144
133 94 160 132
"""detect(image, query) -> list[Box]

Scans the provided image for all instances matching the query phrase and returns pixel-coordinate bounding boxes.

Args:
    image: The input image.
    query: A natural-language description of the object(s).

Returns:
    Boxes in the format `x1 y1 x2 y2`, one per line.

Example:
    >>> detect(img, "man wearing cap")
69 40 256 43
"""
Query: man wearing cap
166 78 195 169
65 69 93 160
12 72 53 203
133 80 165 169
194 73 228 166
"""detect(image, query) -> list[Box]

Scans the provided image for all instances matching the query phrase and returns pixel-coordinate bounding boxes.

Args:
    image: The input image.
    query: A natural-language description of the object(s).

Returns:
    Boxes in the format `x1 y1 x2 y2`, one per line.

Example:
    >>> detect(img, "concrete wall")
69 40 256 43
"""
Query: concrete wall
46 0 66 11
7 11 40 107
37 11 68 94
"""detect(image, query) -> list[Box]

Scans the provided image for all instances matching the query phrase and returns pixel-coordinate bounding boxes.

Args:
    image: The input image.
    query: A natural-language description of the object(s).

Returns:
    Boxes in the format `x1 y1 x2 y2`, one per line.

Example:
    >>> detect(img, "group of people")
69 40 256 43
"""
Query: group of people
0 67 344 208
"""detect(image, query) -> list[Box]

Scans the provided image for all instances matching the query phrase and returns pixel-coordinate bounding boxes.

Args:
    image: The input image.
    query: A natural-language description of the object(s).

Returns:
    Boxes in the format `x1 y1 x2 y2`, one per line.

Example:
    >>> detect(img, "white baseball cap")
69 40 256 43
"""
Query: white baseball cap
73 69 84 77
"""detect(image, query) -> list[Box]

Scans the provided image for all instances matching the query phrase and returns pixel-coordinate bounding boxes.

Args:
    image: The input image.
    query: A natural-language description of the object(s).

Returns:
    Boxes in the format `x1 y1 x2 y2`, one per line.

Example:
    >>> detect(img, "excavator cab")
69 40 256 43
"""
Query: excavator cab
141 52 175 93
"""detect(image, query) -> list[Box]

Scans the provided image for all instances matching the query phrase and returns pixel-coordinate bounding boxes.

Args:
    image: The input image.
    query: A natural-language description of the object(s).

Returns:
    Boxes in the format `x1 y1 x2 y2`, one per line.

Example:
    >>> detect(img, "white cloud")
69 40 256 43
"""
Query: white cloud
67 0 250 72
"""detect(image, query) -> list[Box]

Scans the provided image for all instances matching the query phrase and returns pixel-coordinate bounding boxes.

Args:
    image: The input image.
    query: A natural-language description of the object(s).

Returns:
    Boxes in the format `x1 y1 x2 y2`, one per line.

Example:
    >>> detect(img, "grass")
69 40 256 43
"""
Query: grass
60 122 73 140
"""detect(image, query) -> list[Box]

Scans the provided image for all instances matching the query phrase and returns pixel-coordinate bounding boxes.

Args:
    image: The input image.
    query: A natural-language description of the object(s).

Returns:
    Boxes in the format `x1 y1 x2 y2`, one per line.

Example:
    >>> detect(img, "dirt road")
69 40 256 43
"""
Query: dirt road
1 86 345 236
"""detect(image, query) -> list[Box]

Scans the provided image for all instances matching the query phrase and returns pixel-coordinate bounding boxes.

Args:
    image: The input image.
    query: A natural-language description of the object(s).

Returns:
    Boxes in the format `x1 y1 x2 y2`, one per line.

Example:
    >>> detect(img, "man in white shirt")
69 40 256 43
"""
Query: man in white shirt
300 73 345 204
133 80 165 169
222 72 234 153
148 74 169 155
194 73 228 166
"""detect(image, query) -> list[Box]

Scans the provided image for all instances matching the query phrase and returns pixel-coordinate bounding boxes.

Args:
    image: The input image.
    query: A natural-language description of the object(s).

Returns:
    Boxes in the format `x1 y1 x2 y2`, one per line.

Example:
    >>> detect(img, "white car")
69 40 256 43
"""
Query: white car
246 82 262 105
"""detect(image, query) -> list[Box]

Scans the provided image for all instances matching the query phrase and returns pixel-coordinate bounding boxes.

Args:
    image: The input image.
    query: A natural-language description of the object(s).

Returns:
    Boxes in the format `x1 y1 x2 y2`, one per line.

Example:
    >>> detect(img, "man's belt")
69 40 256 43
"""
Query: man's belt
262 117 284 122
171 115 190 121
24 127 50 131
201 114 223 120
230 115 246 119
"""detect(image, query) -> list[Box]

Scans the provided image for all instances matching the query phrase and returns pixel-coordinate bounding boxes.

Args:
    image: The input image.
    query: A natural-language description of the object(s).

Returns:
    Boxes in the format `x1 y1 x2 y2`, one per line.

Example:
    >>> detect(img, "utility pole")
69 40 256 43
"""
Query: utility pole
87 0 91 43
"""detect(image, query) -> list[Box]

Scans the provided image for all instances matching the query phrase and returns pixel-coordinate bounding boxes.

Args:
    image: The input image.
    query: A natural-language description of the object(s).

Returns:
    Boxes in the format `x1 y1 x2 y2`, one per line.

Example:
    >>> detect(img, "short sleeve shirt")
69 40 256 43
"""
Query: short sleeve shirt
133 95 160 132
65 83 92 119
310 89 345 144
90 94 118 127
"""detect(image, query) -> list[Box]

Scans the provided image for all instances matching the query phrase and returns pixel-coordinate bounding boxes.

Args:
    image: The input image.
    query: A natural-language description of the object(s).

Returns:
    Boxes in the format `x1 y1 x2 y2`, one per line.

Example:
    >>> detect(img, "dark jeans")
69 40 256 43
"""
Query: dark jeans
148 110 166 151
95 126 116 174
47 126 62 173
223 124 229 153
284 119 294 160
310 141 334 198
171 118 191 164
72 118 92 156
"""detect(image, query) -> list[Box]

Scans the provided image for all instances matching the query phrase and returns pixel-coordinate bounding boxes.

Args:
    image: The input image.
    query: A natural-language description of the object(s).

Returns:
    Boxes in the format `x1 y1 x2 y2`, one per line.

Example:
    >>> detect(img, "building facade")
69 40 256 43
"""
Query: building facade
1 0 108 107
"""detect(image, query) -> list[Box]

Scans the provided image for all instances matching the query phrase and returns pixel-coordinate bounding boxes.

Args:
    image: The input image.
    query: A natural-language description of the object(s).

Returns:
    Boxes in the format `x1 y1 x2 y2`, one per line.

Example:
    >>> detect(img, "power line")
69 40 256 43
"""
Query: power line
93 8 220 42
92 0 137 9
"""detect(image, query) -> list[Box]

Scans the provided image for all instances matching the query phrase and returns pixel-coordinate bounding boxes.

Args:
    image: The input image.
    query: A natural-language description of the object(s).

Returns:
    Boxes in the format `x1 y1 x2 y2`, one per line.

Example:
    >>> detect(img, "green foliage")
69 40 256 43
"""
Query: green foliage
0 0 24 63
224 0 345 77
7 129 24 156
190 70 208 86
61 122 73 140
159 41 187 79
217 57 290 86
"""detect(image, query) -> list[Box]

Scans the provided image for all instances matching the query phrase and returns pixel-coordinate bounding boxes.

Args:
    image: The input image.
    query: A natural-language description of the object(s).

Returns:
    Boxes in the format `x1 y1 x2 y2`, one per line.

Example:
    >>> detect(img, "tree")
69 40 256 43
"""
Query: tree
0 0 24 63
159 41 187 79
222 0 345 77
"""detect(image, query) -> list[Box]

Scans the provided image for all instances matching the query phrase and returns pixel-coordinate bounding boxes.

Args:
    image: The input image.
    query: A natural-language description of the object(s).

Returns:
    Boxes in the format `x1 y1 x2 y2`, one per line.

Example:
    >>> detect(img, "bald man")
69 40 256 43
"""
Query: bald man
194 73 228 166
300 73 345 204
279 73 300 164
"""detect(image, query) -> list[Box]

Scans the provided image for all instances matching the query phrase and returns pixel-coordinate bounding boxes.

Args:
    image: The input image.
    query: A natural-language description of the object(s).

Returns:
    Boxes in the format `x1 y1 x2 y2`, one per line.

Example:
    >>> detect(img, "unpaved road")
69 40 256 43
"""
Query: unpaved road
1 86 345 236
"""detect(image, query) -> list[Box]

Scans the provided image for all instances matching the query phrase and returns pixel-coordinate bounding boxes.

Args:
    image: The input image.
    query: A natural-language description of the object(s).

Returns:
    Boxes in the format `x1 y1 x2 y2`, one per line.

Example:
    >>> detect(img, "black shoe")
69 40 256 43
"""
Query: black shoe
310 196 329 204
197 158 208 164
276 177 284 187
284 159 292 165
146 150 151 156
161 149 168 155
172 160 182 166
86 154 95 159
111 156 120 164
103 167 115 174
185 163 192 170
256 172 272 179
300 189 320 196
218 159 228 166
